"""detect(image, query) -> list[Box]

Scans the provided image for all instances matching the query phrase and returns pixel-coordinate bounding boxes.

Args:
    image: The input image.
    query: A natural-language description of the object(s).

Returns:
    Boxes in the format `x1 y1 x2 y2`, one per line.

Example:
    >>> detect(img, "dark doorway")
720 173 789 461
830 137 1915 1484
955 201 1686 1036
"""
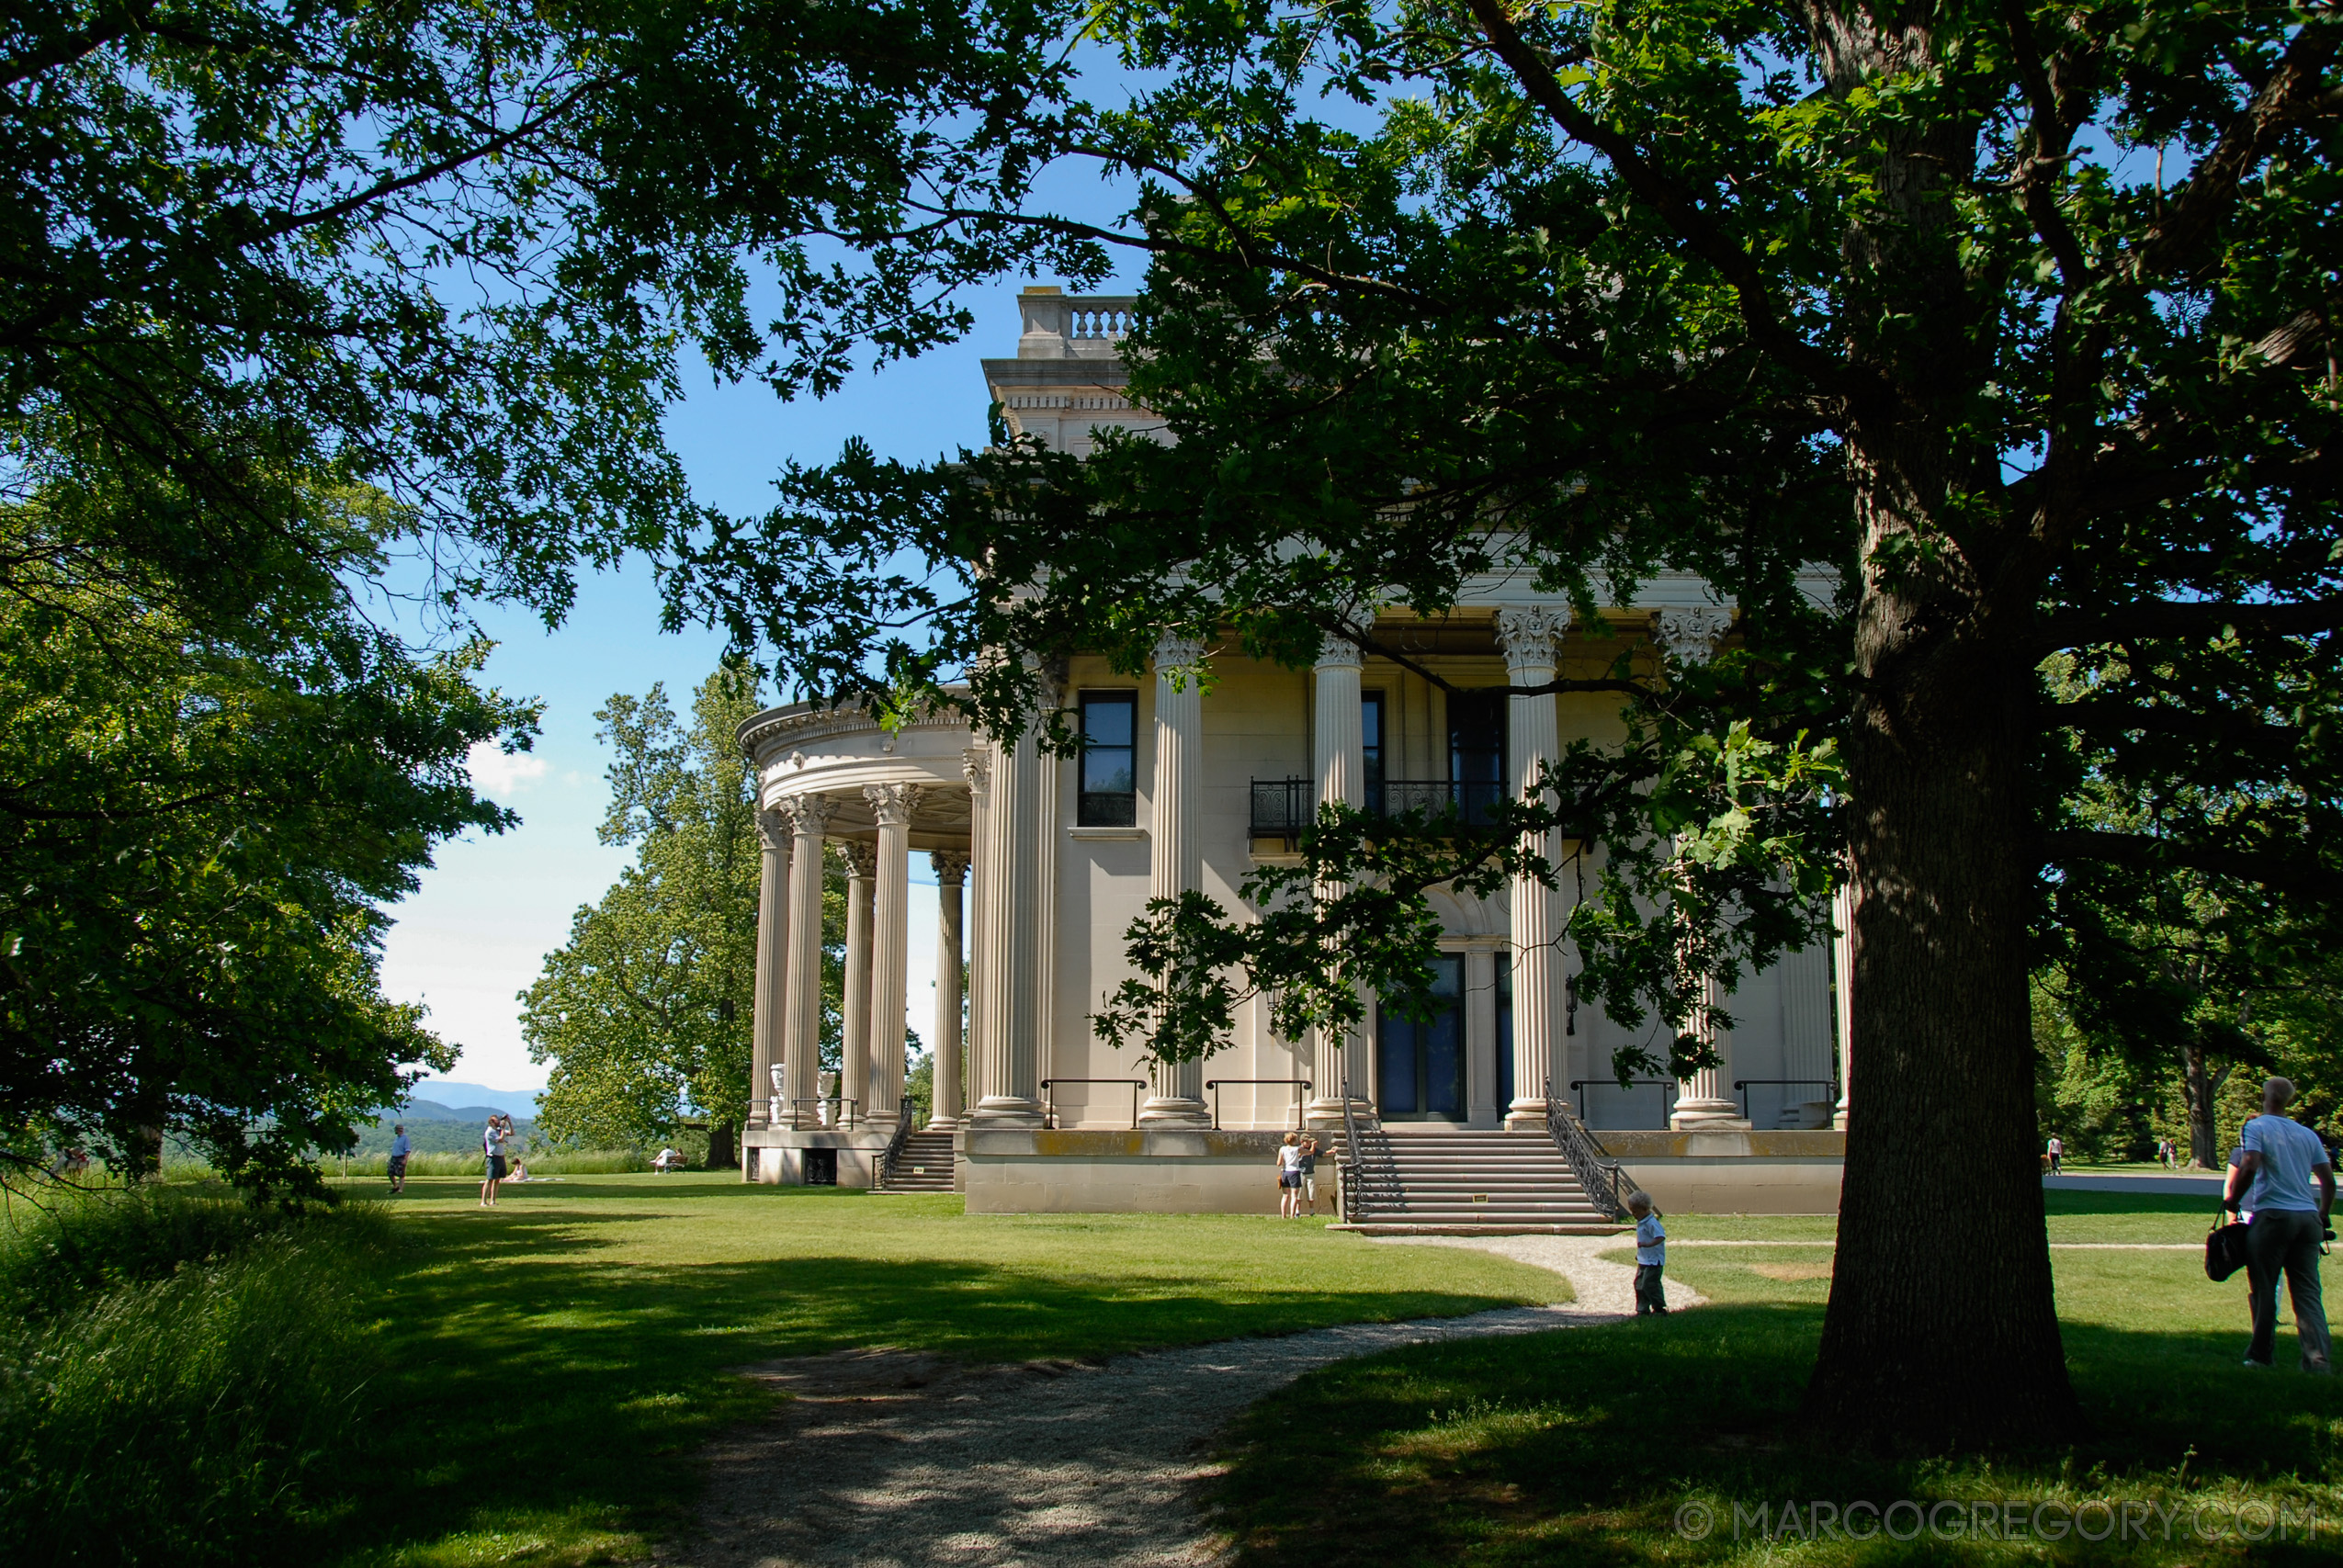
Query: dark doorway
802 1147 838 1186
1378 953 1466 1120
1496 953 1514 1112
1448 690 1507 826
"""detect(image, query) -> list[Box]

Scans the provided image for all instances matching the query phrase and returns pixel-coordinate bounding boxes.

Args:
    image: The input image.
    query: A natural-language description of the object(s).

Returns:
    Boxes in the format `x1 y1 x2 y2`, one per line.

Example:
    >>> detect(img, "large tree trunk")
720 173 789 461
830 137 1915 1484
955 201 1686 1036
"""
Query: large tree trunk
1806 597 2078 1440
1794 0 2080 1448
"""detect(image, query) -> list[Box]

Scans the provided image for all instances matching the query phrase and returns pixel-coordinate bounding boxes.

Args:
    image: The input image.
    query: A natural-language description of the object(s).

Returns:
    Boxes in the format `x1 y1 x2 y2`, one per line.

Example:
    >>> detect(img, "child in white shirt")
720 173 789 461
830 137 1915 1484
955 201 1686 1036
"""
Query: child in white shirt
1629 1190 1668 1315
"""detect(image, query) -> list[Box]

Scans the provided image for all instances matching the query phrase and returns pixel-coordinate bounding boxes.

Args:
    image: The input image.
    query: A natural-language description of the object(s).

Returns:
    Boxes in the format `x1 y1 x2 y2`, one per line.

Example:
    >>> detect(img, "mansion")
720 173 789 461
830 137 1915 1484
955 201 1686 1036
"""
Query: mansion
735 288 1851 1220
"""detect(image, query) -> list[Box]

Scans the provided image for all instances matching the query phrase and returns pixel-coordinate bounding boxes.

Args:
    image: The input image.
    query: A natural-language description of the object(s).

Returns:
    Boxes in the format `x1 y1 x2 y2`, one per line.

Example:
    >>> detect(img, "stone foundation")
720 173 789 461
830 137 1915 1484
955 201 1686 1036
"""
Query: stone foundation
960 1127 1294 1213
741 1124 894 1187
1595 1128 1845 1214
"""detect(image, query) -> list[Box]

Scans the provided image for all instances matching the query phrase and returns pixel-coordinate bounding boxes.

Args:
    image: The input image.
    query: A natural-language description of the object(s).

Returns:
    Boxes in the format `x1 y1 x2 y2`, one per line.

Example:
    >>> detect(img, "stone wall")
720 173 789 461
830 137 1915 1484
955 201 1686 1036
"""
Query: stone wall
960 1127 1296 1213
1595 1128 1845 1214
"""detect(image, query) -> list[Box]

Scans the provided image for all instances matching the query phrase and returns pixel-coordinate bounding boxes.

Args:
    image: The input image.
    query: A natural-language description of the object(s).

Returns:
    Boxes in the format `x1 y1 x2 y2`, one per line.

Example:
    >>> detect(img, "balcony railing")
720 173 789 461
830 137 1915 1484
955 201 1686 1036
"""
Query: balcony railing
1250 777 1509 838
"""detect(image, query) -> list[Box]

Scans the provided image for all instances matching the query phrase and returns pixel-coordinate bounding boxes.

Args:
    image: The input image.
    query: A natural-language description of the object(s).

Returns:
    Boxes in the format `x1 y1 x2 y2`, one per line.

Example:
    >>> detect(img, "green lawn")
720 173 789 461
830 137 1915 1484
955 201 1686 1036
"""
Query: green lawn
336 1173 1571 1567
1209 1190 2343 1565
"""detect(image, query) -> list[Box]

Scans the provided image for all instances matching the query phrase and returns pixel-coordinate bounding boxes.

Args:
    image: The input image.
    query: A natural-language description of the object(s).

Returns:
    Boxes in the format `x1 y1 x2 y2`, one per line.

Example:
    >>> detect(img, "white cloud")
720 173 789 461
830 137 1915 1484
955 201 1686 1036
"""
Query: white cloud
467 740 549 797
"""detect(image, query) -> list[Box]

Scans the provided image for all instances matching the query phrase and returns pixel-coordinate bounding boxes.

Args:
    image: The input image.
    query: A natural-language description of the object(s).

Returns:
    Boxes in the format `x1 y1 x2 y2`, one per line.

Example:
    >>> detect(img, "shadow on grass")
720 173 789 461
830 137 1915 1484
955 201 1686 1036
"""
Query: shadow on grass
329 1190 1535 1566
1210 1305 2343 1566
2043 1189 2219 1220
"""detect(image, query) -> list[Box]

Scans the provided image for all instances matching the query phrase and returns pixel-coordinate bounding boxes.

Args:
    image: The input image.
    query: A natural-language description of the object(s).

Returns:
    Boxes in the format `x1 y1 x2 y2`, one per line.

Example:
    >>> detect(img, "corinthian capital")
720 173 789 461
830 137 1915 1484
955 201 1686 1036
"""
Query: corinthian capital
1153 631 1208 671
755 809 791 852
1313 632 1364 673
1493 605 1566 667
864 782 924 826
961 745 992 802
929 849 971 886
1651 606 1735 667
777 794 837 836
843 840 878 878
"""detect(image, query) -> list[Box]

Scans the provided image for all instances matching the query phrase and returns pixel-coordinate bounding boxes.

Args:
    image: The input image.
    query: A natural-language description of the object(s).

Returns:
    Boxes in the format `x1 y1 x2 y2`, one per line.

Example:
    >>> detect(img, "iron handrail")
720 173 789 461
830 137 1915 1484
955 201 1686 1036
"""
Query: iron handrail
1039 1077 1146 1130
1569 1078 1680 1130
779 1095 860 1130
1545 1076 1633 1222
1203 1077 1312 1130
875 1101 918 1187
1732 1077 1841 1121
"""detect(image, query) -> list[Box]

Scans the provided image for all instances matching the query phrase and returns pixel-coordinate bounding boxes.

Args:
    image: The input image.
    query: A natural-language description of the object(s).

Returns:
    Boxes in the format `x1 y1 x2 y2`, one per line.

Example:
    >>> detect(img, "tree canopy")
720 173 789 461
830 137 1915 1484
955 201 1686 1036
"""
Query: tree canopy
671 0 2343 1442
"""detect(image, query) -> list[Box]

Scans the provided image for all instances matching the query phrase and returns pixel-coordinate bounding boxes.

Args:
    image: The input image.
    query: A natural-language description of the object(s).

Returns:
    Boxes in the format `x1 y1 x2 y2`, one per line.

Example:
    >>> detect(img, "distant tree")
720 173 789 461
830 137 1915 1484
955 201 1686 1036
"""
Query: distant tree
0 481 528 1190
522 665 847 1166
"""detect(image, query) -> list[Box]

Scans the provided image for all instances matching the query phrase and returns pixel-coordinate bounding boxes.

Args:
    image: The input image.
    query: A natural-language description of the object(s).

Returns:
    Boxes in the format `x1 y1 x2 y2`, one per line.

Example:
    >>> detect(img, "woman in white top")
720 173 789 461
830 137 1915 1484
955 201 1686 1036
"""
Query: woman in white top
1274 1134 1306 1218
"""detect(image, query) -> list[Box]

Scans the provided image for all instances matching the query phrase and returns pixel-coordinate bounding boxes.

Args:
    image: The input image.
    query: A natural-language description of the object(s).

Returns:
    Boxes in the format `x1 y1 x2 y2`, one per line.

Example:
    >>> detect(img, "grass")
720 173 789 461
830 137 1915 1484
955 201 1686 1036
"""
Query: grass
329 1172 1573 1567
1208 1190 2343 1565
0 1187 397 1566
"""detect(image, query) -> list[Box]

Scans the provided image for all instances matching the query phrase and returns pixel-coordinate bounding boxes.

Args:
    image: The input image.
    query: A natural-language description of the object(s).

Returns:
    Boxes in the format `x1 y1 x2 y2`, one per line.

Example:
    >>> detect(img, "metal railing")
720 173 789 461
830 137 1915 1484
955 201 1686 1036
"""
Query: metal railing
1733 1078 1841 1122
1545 1076 1633 1221
875 1101 918 1188
1569 1078 1680 1129
1338 1076 1404 1222
1040 1077 1146 1129
1204 1077 1312 1130
779 1096 861 1130
1250 777 1511 839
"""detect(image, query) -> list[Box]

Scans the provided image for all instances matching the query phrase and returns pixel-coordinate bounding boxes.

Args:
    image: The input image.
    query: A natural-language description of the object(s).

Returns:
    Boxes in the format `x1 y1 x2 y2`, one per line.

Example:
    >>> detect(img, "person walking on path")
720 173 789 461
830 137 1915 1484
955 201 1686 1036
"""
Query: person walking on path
388 1124 412 1193
1629 1191 1668 1314
2046 1134 2064 1174
1273 1134 1305 1219
2224 1077 2336 1373
480 1115 509 1207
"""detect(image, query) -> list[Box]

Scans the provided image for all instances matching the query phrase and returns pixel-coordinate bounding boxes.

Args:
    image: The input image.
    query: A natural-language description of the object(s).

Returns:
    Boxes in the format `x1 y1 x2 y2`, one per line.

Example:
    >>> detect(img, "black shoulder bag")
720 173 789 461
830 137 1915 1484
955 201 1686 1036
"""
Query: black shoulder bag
2205 1206 2251 1282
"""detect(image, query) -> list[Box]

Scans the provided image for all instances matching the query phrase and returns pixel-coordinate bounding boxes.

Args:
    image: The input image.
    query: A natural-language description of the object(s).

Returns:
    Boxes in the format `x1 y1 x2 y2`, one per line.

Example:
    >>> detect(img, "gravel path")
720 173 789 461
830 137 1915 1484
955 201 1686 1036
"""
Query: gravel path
657 1234 1680 1568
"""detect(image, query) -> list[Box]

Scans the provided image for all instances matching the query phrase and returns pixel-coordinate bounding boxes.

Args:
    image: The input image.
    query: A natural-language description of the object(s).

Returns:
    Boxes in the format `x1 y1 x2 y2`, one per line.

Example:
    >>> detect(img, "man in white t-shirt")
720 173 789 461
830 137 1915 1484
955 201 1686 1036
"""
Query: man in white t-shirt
2224 1077 2335 1372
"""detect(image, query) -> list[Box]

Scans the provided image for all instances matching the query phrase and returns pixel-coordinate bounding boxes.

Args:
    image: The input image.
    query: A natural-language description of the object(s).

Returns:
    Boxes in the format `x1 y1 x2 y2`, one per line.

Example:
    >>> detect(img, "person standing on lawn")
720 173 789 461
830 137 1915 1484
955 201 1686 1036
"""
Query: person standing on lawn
388 1124 411 1193
480 1115 509 1208
2224 1077 2336 1373
2047 1134 2064 1174
1274 1133 1305 1218
1628 1191 1667 1314
1296 1133 1320 1218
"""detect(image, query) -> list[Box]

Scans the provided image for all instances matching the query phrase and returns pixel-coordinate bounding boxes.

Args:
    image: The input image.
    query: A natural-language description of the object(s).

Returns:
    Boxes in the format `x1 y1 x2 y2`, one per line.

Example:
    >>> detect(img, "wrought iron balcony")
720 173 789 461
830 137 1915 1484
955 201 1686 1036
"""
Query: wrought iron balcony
1250 777 1509 838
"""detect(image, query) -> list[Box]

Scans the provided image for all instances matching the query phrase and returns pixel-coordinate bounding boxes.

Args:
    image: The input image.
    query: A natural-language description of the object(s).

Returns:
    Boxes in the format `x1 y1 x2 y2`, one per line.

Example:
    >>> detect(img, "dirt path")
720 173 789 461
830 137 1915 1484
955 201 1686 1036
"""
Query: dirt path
656 1235 1673 1568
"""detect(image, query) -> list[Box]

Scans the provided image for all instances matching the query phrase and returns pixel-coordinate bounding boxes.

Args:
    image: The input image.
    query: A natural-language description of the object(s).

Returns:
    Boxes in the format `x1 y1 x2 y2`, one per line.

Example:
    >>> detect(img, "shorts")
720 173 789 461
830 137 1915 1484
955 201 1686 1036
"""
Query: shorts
1279 1170 1301 1189
387 1155 408 1178
487 1154 508 1180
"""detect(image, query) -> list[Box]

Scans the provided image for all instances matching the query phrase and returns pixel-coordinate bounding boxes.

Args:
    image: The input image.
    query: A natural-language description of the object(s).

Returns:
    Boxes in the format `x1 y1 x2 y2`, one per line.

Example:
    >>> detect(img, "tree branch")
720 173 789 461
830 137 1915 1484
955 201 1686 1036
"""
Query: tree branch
2038 597 2343 650
2043 829 2343 904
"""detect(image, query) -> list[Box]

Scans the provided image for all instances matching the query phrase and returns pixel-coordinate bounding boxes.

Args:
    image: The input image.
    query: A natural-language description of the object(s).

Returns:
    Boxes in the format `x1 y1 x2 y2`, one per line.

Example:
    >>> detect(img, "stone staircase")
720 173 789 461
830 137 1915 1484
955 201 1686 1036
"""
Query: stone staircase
874 1128 956 1192
1331 1125 1621 1235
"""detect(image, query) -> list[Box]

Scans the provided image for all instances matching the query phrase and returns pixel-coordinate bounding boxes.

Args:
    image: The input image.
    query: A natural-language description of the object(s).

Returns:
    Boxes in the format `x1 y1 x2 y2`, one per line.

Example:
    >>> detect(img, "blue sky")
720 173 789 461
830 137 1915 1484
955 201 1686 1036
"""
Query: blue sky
379 277 1115 1091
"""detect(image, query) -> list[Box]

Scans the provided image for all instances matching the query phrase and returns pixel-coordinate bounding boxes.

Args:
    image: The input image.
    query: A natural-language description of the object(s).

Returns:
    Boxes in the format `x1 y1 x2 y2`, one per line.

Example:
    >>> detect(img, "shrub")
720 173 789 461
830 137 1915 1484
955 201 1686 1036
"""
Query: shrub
0 1190 389 1565
328 1146 651 1178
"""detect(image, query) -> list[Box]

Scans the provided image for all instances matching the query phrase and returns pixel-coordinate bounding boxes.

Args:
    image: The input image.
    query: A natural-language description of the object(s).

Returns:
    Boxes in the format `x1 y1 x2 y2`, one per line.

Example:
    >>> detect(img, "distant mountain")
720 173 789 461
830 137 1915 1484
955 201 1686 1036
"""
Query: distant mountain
402 1079 539 1118
397 1099 514 1124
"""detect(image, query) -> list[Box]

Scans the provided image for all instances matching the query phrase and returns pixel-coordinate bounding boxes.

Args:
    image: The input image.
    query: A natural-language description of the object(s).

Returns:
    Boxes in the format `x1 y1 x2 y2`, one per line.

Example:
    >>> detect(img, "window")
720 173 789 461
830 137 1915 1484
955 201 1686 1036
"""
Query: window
1077 690 1138 826
1448 690 1507 825
1495 954 1514 1111
1362 691 1386 806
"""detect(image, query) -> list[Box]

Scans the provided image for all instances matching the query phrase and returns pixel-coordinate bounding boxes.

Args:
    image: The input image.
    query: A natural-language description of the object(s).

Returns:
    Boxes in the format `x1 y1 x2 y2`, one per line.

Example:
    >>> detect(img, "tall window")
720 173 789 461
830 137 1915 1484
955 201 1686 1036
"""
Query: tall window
1448 690 1506 824
1077 690 1138 826
1362 691 1386 807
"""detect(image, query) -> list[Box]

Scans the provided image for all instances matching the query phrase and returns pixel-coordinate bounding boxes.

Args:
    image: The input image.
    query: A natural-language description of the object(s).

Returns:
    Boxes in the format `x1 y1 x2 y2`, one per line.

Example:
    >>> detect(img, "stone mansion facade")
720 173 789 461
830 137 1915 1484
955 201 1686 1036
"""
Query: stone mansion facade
734 288 1851 1216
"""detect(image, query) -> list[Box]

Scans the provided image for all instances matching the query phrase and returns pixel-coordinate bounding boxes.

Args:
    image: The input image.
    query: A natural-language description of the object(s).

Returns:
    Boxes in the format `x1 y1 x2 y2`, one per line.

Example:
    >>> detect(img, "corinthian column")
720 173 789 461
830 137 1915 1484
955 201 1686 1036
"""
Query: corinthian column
1308 636 1366 1125
749 810 791 1137
841 840 877 1126
961 748 992 1111
1140 632 1213 1127
1496 605 1565 1129
779 795 836 1128
864 784 922 1124
1673 972 1752 1128
970 714 1046 1126
930 850 970 1128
